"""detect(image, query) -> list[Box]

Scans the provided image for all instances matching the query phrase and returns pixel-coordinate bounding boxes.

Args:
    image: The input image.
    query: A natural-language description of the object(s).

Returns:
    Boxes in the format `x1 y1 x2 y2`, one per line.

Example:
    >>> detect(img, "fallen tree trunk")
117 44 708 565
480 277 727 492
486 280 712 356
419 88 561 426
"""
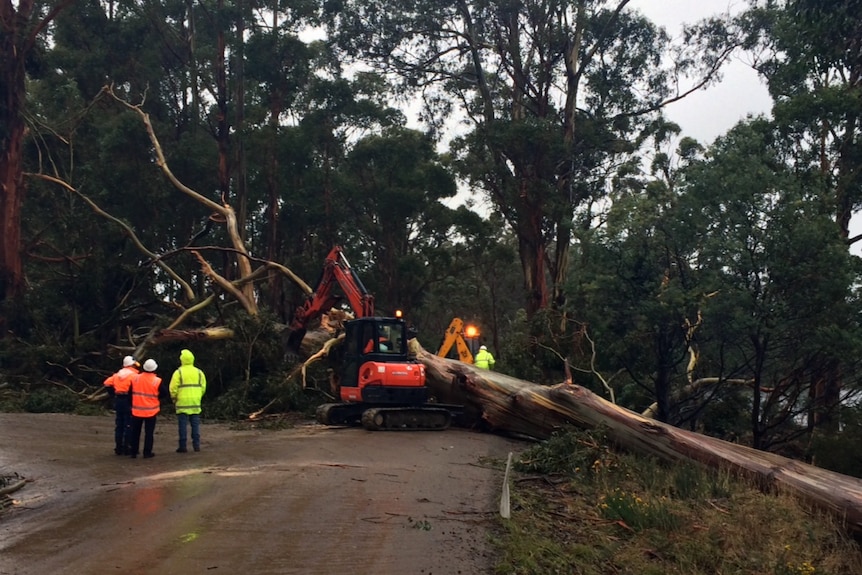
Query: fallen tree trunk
412 342 862 534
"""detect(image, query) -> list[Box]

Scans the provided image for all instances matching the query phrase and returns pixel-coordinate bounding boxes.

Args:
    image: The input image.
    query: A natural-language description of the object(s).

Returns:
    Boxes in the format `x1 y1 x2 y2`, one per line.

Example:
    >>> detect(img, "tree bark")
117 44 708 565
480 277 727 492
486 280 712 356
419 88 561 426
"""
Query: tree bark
411 342 862 535
0 0 32 306
0 0 73 316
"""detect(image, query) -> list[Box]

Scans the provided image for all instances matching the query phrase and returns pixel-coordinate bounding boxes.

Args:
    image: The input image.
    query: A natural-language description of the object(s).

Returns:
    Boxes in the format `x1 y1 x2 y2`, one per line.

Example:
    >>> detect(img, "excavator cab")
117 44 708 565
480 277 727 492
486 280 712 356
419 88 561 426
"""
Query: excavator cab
339 316 427 404
316 315 458 430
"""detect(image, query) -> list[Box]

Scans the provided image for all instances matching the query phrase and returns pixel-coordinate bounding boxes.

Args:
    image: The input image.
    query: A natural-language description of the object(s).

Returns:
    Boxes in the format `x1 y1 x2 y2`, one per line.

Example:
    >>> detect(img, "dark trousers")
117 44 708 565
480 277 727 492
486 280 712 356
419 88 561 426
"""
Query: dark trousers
113 395 132 454
129 415 157 456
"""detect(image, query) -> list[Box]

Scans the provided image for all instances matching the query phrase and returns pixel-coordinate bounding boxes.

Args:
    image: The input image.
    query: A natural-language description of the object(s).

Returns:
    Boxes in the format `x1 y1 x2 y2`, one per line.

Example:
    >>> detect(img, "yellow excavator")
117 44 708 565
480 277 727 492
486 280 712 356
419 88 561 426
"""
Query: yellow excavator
437 317 480 364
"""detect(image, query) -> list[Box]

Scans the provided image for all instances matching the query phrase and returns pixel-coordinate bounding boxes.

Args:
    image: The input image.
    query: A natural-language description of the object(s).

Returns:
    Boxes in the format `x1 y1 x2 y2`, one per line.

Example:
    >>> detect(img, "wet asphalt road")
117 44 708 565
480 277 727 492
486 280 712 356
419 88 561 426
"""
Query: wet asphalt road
0 413 525 575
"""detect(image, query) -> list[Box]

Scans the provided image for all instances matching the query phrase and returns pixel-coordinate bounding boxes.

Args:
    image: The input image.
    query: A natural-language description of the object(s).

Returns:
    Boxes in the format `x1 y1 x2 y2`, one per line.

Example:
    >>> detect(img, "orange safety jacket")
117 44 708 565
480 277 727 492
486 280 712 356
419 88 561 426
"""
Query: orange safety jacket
131 372 163 418
104 366 140 395
363 337 390 354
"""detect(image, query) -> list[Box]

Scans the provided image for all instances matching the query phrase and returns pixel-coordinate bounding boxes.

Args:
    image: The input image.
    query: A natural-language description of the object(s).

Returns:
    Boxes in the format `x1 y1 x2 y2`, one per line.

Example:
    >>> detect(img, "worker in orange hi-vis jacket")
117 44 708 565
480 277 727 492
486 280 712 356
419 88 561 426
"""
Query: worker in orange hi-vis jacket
103 355 140 455
128 359 167 459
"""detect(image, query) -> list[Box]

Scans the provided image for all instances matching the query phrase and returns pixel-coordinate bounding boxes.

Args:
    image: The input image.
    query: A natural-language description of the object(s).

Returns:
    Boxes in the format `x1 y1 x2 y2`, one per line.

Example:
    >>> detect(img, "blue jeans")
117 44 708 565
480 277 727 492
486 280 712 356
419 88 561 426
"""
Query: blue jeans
177 413 201 450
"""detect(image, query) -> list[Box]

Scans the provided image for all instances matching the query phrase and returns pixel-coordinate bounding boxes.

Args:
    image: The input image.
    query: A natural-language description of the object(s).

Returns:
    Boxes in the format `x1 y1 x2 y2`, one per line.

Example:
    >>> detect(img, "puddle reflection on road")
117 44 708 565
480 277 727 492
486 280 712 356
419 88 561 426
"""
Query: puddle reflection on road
119 466 265 518
130 484 164 518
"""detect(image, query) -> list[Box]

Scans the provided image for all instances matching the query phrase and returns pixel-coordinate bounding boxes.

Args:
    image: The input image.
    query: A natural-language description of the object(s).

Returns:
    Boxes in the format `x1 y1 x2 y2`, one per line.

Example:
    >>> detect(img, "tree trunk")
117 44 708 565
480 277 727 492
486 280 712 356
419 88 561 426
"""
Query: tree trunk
0 1 29 306
0 100 25 305
516 214 547 316
265 74 283 317
411 342 862 535
0 0 73 313
233 0 247 241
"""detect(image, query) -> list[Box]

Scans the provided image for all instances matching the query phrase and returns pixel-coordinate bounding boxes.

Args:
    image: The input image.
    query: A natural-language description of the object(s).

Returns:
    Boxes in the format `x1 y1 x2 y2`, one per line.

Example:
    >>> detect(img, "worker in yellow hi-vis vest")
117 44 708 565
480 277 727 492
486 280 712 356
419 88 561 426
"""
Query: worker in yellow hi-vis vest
474 345 496 370
169 349 207 453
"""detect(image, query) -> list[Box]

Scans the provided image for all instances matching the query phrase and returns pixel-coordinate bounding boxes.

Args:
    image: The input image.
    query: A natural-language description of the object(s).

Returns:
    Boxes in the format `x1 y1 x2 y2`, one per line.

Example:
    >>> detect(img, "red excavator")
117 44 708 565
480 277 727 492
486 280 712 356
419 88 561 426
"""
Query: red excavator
287 246 459 431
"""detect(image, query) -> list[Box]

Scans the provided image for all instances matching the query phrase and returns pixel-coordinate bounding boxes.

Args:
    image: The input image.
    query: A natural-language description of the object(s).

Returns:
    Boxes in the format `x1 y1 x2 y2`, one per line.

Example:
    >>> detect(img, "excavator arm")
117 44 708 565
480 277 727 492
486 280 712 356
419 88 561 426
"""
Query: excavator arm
437 317 475 364
286 246 374 351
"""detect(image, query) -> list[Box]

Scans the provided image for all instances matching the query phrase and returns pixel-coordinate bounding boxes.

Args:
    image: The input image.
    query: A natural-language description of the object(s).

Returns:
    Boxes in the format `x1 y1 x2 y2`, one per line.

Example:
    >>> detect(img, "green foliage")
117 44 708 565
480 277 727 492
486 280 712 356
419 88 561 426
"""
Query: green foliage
695 385 753 442
331 0 708 330
496 308 593 385
517 427 612 476
337 127 462 315
205 382 262 421
494 311 545 383
24 388 79 413
176 312 291 415
0 392 27 413
676 120 862 446
411 221 521 366
206 374 316 421
808 406 862 478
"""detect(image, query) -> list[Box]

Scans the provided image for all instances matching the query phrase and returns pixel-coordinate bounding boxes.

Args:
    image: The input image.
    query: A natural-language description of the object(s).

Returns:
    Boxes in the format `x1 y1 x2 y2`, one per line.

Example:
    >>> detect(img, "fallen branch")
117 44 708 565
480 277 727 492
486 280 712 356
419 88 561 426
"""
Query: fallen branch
0 475 27 497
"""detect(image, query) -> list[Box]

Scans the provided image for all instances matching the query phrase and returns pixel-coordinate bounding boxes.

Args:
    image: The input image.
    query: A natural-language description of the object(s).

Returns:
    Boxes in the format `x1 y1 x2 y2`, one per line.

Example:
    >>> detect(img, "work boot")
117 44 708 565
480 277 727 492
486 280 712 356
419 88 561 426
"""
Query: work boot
143 453 155 459
176 447 187 453
193 445 200 452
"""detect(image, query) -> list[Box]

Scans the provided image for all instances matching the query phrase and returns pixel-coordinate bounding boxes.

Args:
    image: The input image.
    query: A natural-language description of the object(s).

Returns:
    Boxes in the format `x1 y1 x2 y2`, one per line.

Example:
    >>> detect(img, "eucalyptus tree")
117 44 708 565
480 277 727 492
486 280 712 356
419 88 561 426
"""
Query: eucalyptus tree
0 0 72 313
326 0 738 320
677 120 860 448
18 0 220 346
239 64 422 324
737 0 862 438
740 0 862 244
571 137 708 422
244 26 313 239
337 127 460 315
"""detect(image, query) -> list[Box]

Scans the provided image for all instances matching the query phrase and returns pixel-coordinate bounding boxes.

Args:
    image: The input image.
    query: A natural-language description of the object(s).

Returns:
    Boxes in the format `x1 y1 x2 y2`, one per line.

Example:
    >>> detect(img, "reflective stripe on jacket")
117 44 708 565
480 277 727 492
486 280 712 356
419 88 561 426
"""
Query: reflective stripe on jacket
171 368 205 413
104 366 140 394
474 349 495 370
170 350 206 415
131 372 162 417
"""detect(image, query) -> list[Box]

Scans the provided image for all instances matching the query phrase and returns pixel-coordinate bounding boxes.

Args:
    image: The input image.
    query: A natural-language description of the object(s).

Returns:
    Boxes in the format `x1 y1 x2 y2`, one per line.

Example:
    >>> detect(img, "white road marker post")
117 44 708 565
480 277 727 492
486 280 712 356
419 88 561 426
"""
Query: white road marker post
500 451 513 519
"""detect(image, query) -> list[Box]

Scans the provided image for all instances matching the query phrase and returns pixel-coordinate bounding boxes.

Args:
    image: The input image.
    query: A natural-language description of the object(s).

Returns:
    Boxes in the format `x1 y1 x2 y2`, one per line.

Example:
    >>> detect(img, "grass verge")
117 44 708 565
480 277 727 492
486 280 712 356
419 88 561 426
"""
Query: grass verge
491 427 862 575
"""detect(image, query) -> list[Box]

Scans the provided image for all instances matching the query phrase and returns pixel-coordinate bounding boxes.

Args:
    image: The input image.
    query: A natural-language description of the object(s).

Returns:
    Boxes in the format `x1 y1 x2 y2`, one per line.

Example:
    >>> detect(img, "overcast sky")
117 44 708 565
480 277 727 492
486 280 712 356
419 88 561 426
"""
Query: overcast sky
630 0 773 144
632 0 862 253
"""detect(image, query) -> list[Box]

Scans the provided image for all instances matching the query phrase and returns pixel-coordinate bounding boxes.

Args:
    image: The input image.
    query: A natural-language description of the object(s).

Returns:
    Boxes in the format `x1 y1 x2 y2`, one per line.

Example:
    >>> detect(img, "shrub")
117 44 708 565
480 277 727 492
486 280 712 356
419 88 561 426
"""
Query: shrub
24 388 79 413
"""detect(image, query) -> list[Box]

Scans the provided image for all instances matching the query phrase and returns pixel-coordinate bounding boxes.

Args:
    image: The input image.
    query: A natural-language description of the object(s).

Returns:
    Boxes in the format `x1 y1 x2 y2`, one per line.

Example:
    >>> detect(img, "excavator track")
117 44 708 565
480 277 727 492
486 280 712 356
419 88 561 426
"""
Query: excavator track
360 406 451 431
316 402 364 426
316 402 455 431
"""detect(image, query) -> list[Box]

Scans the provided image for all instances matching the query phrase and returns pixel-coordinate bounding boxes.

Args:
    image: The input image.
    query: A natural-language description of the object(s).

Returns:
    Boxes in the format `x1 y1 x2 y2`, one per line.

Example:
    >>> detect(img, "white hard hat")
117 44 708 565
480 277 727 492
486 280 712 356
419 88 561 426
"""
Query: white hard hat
143 359 158 372
122 355 136 367
480 345 487 350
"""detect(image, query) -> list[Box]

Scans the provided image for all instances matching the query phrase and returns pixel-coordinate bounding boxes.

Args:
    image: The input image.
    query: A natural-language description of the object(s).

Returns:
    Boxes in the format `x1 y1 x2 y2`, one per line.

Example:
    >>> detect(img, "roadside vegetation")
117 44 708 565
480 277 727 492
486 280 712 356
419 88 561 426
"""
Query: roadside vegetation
492 428 862 575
